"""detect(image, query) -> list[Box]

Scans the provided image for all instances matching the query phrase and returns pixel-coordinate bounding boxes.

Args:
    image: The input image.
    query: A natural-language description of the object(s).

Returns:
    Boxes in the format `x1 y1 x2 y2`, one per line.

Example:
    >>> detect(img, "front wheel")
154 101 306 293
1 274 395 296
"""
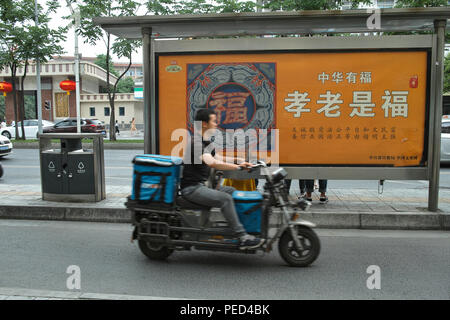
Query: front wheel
278 226 320 267
1 131 11 139
138 239 173 260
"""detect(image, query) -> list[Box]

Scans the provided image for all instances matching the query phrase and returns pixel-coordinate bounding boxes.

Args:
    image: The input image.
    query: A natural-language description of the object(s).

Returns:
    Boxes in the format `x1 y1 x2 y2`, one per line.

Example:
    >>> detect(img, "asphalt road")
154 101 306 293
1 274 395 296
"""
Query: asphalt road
1 149 450 191
0 220 448 300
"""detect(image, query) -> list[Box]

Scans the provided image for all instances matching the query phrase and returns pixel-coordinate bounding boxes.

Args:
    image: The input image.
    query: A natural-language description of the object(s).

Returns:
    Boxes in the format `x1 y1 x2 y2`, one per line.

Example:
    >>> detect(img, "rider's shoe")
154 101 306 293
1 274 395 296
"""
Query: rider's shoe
301 193 312 202
239 234 264 250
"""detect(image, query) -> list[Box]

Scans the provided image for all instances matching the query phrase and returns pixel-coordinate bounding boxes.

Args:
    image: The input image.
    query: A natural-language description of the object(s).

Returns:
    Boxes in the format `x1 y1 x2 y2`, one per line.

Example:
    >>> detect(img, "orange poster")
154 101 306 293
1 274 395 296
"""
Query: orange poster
158 51 428 166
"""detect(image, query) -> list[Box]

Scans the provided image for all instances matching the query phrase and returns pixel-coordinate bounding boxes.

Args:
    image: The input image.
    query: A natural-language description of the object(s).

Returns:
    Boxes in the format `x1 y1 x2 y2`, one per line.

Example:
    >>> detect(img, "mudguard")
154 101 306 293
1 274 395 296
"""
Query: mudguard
291 219 316 228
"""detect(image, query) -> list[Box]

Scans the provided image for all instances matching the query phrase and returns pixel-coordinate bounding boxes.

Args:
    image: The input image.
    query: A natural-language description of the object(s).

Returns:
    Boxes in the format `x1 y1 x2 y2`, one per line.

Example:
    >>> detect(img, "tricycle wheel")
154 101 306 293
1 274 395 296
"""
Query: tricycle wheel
138 240 173 260
278 226 320 267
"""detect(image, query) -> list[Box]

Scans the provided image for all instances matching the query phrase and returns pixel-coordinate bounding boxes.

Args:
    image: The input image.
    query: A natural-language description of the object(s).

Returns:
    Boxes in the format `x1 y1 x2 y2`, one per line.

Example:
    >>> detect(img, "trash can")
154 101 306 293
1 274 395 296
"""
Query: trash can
38 133 106 202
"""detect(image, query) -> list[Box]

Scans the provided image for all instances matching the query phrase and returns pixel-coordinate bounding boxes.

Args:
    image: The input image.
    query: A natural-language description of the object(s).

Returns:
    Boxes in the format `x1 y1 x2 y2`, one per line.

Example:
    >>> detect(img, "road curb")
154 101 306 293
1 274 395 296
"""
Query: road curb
360 212 445 230
0 206 130 223
1 205 449 230
301 212 361 229
12 143 144 150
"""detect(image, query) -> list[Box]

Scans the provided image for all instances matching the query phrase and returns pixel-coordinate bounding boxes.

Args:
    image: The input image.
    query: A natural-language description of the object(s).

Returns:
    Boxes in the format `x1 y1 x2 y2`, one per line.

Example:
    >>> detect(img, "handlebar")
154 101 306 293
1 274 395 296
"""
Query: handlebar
236 160 268 172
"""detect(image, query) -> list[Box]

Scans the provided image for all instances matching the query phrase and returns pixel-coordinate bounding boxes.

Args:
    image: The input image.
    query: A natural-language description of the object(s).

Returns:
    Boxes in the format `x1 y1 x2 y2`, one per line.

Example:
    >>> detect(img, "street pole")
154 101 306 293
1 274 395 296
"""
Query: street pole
65 0 81 133
34 0 43 135
143 30 151 154
75 8 81 133
428 19 447 211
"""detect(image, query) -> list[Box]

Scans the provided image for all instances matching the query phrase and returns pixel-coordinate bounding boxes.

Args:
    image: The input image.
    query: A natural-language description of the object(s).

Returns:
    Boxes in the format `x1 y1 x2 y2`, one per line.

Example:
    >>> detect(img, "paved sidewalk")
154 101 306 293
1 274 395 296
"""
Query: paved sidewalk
114 129 144 140
0 182 449 229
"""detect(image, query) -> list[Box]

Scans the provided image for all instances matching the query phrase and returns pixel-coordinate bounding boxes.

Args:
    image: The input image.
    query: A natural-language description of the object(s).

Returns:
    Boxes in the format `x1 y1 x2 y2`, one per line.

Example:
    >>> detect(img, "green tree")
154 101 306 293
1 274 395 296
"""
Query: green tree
94 54 135 93
116 76 135 93
0 0 66 140
395 0 447 7
94 53 119 77
67 0 142 141
146 0 257 15
215 0 257 12
444 54 450 93
262 0 371 11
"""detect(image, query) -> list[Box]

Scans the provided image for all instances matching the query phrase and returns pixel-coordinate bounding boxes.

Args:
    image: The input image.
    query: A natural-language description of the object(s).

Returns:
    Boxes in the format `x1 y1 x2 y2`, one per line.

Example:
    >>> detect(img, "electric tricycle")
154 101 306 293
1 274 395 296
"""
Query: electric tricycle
126 158 320 267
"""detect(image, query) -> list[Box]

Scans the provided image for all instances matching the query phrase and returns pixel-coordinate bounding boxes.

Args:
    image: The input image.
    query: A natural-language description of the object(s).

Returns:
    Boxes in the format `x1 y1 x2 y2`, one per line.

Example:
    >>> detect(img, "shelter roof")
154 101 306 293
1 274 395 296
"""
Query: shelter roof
93 7 450 39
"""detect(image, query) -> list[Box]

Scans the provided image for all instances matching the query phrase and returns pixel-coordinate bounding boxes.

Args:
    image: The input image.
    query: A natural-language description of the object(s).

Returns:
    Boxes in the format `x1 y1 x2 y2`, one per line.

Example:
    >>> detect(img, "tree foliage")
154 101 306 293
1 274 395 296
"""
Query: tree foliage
94 54 134 93
67 0 142 140
395 0 448 7
94 54 119 77
444 54 450 93
116 76 135 93
0 0 66 139
262 0 371 11
146 0 257 14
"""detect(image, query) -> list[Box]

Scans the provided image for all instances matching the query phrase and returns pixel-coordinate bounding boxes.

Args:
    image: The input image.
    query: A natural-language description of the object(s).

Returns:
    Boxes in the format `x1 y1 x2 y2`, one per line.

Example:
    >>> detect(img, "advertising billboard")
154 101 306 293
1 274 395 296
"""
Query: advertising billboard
157 51 428 166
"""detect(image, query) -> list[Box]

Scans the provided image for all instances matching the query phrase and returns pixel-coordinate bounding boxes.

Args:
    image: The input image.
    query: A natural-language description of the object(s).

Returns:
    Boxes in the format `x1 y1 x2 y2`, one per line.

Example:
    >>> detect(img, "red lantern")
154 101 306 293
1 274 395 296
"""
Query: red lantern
59 79 76 95
0 81 13 96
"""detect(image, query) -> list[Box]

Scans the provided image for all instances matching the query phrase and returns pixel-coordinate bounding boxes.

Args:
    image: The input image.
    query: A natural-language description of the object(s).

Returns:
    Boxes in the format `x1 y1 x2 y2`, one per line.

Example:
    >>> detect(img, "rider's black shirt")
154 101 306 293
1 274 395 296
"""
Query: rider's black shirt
180 138 215 190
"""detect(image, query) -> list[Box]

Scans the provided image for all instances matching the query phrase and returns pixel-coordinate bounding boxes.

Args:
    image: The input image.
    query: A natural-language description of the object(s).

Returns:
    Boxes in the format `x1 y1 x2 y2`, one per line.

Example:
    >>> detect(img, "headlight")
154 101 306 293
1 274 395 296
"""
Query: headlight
272 168 287 184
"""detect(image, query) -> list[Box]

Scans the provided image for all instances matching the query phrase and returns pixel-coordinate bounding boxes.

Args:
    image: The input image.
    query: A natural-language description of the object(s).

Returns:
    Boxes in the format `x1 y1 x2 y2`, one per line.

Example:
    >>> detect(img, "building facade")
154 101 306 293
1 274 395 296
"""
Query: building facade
81 93 144 129
0 57 143 127
114 62 143 80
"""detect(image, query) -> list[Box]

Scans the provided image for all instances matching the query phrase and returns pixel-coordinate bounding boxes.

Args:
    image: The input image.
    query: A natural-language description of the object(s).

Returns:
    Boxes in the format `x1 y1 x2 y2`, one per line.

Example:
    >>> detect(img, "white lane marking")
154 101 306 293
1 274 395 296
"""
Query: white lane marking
0 287 187 300
317 229 450 239
0 221 449 239
2 165 132 169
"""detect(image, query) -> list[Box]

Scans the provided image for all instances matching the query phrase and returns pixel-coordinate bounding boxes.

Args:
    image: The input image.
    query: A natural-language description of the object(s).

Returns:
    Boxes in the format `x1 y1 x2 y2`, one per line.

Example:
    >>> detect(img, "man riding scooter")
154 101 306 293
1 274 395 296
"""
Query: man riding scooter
180 108 264 250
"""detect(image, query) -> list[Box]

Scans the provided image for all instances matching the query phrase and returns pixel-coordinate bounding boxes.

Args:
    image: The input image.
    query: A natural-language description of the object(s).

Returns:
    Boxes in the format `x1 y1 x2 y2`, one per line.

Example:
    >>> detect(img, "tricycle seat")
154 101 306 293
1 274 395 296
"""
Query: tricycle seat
176 196 212 211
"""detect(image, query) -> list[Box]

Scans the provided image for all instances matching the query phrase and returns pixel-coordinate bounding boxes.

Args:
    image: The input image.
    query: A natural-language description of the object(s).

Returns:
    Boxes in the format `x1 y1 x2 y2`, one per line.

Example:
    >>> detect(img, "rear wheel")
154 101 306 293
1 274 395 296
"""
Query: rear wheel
1 131 11 139
138 240 173 260
278 226 320 267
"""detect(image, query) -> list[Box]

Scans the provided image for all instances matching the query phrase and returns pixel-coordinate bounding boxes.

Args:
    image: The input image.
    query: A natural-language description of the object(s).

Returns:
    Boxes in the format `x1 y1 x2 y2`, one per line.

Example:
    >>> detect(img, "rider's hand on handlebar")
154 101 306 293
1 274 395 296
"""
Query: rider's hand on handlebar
237 162 253 171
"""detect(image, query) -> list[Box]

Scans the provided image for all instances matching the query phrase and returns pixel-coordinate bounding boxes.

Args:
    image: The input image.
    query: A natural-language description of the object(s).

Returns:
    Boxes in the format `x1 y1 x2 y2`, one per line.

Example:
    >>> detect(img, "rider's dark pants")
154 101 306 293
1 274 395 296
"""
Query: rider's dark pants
181 185 247 237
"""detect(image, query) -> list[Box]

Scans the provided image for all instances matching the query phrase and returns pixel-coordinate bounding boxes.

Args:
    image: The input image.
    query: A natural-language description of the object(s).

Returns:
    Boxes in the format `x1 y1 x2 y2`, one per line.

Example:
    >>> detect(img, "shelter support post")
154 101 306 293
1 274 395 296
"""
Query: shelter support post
428 19 446 212
143 28 156 154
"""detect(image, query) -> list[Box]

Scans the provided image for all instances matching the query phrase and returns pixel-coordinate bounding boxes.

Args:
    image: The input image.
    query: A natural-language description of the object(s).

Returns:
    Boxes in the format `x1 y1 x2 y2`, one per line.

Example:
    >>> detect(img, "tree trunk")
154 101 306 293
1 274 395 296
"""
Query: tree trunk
19 61 28 140
110 99 115 141
110 56 133 142
10 65 19 139
105 33 115 141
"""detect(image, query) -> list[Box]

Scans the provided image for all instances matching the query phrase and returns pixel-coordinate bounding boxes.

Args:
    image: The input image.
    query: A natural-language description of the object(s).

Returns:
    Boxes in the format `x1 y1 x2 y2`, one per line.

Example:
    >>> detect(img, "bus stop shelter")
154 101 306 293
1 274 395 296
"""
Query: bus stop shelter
94 8 450 211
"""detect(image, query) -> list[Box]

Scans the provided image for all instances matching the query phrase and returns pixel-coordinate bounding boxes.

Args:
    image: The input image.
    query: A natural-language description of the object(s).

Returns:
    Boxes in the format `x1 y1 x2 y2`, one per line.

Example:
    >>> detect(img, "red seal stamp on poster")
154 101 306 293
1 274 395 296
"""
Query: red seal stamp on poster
410 75 418 88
